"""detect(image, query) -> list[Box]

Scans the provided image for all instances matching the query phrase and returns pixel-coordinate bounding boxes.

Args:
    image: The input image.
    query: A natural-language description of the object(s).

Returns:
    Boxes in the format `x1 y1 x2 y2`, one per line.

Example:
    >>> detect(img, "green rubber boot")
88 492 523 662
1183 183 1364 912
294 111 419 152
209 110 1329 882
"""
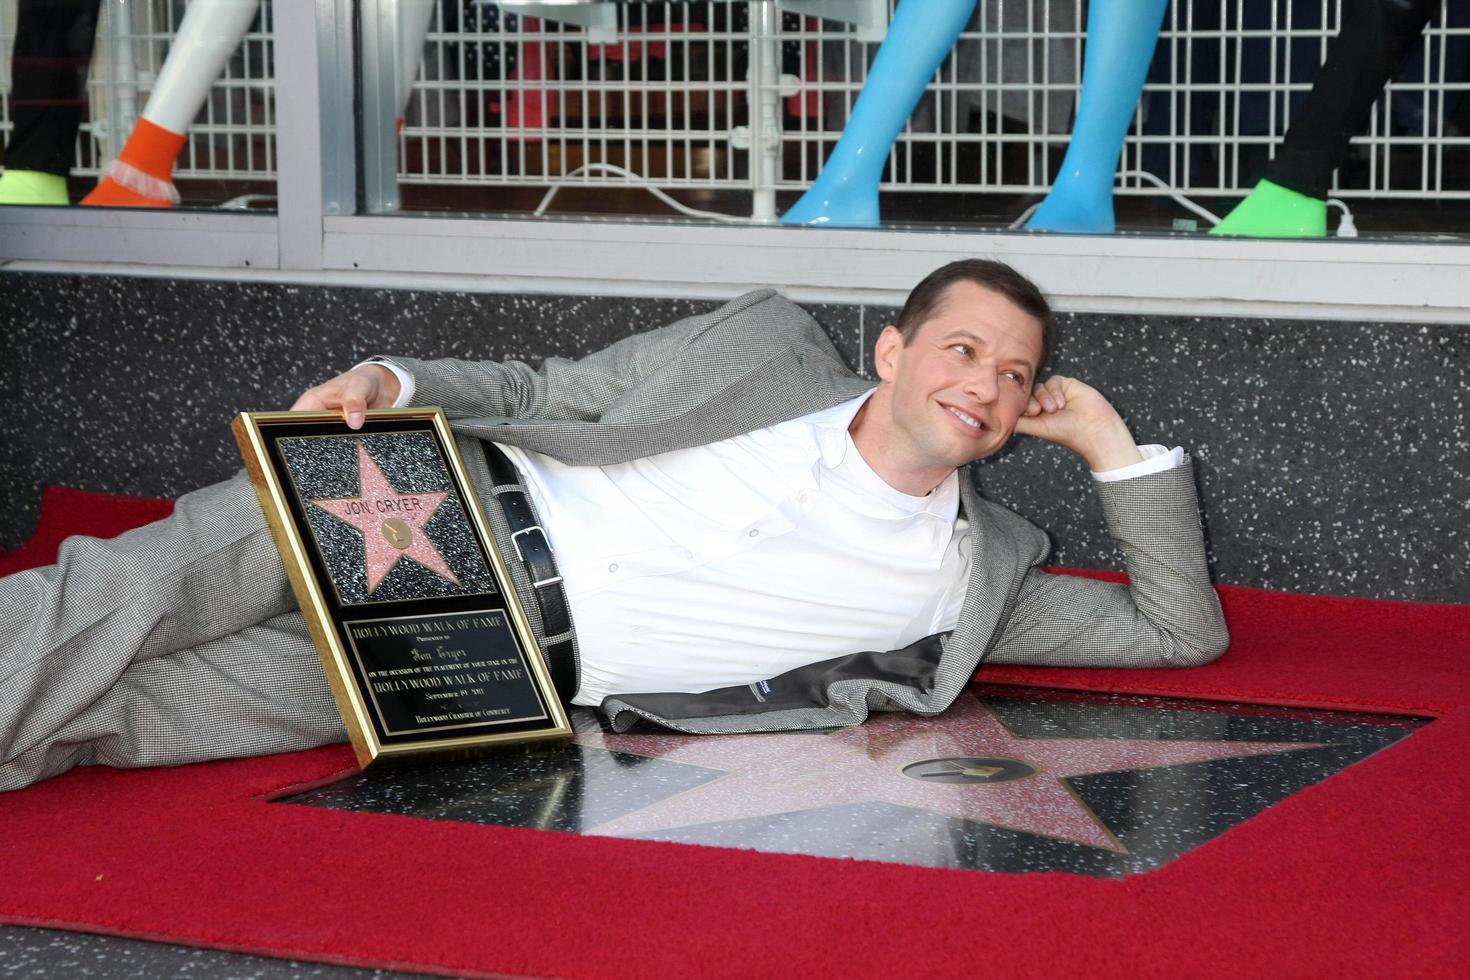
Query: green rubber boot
1210 179 1328 238
0 169 70 205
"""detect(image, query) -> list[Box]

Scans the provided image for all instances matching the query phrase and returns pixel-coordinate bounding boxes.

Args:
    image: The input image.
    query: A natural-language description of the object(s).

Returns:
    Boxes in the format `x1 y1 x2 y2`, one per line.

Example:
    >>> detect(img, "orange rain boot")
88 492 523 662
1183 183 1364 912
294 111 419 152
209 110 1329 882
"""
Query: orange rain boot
81 118 186 207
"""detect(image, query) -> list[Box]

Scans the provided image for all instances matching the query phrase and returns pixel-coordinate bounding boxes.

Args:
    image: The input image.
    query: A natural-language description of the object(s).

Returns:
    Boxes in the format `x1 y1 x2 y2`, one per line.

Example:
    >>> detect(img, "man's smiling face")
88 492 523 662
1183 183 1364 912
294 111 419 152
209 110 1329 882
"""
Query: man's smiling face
858 280 1044 493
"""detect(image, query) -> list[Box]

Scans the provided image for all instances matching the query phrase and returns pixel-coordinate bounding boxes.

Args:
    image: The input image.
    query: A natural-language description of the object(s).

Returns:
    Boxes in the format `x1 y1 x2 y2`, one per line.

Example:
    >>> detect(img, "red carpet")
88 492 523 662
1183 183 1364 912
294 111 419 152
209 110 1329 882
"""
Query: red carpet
3 488 1468 979
0 486 174 578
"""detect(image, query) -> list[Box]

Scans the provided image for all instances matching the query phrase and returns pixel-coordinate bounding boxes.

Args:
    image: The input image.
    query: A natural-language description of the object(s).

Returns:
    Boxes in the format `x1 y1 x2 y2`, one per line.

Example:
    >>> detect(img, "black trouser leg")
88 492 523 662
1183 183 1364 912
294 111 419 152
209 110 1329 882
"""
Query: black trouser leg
1263 0 1437 199
4 0 103 176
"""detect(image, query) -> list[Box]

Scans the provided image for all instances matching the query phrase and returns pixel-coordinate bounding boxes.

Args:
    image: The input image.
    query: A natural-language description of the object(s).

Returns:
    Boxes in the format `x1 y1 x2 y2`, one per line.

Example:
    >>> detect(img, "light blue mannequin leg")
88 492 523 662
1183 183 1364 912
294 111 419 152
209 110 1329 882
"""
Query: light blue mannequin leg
1025 0 1168 233
781 0 976 227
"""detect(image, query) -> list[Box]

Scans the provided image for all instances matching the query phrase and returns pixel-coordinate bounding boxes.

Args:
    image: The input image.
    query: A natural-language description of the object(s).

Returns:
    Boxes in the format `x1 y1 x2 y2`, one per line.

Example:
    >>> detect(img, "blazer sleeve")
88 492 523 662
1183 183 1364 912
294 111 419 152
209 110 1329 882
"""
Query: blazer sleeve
984 459 1229 668
381 288 804 422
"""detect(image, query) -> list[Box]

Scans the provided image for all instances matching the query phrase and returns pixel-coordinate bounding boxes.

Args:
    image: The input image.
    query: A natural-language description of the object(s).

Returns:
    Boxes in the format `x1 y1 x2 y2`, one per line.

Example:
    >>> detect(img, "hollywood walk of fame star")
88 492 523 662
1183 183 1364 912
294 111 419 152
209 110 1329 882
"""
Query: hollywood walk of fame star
309 441 461 594
573 698 1324 852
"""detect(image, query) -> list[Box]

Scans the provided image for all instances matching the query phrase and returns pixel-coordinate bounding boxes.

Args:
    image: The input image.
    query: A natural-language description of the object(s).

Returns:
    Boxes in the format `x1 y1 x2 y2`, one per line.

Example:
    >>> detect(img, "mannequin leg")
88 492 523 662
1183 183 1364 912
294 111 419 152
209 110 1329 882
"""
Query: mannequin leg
1209 178 1329 238
1212 0 1437 237
0 0 103 205
82 0 261 207
1024 0 1168 234
395 0 437 132
780 0 976 227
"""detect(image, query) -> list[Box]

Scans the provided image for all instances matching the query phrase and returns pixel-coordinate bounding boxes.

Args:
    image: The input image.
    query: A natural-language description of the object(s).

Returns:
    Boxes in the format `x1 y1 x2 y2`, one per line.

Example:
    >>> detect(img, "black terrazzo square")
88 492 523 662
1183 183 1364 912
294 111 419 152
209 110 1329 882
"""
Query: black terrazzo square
283 685 1425 878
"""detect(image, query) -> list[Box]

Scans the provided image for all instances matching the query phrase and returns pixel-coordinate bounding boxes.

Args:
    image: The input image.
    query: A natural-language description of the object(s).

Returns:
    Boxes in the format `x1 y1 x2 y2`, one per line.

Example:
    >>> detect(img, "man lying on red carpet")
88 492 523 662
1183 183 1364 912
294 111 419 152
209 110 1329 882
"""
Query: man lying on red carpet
0 259 1227 790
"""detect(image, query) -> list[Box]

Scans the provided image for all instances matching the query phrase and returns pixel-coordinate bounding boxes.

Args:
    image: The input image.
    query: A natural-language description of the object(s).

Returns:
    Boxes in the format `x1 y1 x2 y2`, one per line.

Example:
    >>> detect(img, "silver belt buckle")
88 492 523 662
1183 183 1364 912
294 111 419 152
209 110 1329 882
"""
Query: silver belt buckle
510 525 563 589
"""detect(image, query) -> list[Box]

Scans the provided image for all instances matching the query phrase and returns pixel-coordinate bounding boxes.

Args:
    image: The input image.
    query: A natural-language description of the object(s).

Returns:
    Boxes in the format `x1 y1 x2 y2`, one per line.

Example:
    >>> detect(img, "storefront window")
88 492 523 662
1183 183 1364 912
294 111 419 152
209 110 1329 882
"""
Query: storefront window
0 0 275 210
357 0 1470 239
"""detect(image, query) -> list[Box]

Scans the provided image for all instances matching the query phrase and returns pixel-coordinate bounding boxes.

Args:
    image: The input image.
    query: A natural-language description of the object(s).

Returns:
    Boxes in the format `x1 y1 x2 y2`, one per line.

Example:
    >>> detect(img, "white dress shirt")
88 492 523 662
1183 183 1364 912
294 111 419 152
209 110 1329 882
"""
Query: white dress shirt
373 361 1182 704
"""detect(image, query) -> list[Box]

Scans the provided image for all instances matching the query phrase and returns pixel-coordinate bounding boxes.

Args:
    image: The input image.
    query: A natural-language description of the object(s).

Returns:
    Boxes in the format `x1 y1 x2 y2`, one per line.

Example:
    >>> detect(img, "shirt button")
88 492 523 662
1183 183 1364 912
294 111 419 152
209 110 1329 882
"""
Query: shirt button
680 548 694 560
798 490 812 504
608 563 619 573
748 528 760 538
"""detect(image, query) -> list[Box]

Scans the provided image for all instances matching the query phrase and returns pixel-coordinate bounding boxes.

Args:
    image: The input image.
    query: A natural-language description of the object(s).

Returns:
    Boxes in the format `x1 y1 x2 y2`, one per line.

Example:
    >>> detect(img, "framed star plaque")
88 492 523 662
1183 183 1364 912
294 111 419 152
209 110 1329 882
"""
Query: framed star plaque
232 408 571 769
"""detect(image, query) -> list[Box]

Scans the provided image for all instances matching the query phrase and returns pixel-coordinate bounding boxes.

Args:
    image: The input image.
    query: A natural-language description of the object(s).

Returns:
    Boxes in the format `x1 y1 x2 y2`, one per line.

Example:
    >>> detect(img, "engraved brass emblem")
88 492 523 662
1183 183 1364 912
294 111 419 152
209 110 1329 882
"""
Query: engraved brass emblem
381 517 413 549
902 757 1038 784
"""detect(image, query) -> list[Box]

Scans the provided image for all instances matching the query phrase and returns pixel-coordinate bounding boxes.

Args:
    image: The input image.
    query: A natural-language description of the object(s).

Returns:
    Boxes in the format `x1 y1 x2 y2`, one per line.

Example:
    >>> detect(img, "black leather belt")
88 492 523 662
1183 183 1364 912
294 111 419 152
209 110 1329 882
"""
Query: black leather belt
483 443 577 704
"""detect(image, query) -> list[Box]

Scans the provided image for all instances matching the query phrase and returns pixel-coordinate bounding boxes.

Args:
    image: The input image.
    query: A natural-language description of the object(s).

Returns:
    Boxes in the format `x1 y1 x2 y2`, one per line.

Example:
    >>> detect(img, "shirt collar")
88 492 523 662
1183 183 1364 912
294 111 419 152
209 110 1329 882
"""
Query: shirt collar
799 390 959 522
805 389 874 469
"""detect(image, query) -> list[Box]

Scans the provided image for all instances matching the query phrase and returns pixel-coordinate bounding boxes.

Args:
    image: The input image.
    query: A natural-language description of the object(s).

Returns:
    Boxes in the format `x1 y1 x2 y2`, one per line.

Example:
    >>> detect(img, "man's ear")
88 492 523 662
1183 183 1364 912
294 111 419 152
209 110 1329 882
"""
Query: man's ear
873 325 904 382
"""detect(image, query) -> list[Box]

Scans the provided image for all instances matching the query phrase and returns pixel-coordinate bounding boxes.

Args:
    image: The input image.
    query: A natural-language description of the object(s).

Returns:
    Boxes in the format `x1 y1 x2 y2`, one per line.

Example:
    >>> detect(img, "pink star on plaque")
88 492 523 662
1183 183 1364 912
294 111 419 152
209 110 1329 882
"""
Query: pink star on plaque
309 441 461 594
575 698 1323 852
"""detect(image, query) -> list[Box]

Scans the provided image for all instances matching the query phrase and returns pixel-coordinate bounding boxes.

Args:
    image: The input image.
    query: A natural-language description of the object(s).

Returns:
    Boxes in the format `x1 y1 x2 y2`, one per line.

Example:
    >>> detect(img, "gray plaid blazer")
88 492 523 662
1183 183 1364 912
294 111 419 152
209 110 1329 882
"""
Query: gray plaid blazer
392 289 1228 735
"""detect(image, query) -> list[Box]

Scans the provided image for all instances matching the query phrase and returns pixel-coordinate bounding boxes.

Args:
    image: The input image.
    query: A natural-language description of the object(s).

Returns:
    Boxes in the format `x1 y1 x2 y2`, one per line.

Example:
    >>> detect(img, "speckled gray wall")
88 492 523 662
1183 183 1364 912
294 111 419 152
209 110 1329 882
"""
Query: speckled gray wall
2 271 1465 602
967 309 1469 604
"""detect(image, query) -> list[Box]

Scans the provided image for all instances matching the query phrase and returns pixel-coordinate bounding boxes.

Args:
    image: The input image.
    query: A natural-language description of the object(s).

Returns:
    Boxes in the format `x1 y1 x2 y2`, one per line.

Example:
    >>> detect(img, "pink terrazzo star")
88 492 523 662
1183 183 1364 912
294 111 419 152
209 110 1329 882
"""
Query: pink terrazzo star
309 441 460 594
575 698 1323 852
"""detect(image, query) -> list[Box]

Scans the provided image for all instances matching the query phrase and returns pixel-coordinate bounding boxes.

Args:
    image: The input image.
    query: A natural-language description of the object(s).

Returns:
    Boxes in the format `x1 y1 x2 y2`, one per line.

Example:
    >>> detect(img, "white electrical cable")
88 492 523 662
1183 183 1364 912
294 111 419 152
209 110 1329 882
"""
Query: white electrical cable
1117 170 1223 226
535 163 1350 237
533 163 748 223
1008 170 1222 230
1007 202 1041 229
219 193 277 210
1327 198 1359 238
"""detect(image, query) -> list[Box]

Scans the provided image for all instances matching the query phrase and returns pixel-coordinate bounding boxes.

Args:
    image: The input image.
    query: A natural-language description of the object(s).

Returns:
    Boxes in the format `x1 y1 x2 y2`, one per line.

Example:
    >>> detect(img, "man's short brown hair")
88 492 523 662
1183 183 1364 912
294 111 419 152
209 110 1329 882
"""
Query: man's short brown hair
894 259 1052 376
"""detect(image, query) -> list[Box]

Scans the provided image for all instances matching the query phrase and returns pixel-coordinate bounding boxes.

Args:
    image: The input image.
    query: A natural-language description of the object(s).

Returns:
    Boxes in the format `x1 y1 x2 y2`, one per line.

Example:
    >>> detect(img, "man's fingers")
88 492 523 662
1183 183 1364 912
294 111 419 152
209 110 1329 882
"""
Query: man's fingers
1029 375 1082 415
290 380 351 413
1034 378 1064 413
1014 413 1057 441
288 369 382 429
333 373 382 429
289 385 336 412
340 376 374 430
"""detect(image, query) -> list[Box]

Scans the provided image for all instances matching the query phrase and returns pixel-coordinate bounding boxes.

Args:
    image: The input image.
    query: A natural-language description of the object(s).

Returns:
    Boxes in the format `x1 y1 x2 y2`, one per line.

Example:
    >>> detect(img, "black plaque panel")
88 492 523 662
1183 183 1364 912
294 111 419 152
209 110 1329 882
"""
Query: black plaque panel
346 610 547 736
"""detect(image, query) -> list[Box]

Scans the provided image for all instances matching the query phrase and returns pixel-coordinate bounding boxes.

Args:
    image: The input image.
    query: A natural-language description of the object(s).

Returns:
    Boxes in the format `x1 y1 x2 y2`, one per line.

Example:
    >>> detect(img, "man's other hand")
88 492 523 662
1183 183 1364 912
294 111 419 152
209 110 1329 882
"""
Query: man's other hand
1015 375 1143 472
290 364 402 430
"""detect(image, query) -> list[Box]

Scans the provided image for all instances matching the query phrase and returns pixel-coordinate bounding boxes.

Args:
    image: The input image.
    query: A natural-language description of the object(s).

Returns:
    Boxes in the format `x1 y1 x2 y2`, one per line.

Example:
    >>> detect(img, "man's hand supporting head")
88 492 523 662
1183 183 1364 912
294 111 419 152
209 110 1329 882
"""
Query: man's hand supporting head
290 363 402 430
1016 375 1144 473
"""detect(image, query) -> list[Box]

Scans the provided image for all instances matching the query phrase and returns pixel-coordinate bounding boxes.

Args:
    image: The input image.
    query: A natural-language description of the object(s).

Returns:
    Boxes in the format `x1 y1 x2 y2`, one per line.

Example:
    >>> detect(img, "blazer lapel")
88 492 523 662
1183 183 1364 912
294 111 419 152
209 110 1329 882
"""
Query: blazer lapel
938 478 1052 689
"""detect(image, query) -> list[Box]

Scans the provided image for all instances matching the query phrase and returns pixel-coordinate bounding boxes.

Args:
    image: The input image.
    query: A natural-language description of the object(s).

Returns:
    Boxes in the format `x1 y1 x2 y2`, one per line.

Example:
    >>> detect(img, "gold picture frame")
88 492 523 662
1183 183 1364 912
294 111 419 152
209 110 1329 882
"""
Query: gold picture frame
232 408 570 769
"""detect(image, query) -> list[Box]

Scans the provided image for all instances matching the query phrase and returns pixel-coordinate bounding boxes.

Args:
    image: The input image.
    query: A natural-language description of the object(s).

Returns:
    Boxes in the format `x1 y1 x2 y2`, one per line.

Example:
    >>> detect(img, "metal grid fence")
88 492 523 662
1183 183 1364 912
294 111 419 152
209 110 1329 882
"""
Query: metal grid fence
772 0 1470 201
0 0 275 183
1 0 1466 209
399 2 753 189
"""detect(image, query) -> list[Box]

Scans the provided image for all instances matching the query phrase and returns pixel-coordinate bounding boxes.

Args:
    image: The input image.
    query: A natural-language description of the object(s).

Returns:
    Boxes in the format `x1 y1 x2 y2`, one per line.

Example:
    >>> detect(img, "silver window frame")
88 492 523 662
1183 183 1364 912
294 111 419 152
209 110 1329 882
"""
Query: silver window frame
1 0 1466 325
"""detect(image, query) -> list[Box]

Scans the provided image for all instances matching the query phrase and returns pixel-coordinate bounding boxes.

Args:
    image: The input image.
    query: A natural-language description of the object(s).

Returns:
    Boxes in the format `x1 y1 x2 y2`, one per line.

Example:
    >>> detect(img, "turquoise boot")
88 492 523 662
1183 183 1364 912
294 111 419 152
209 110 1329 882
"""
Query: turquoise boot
1025 0 1168 233
781 0 976 227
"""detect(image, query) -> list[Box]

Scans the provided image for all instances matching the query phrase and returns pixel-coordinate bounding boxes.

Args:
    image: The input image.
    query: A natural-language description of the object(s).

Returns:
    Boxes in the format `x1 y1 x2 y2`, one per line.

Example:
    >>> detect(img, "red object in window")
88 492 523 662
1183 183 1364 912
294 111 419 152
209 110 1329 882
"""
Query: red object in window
587 23 708 63
504 16 550 142
786 18 823 119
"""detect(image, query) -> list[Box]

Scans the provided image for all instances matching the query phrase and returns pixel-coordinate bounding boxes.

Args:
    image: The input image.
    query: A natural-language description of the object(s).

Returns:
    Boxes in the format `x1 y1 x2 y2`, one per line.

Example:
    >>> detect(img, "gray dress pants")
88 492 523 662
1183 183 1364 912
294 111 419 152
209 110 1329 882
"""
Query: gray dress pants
0 471 345 791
